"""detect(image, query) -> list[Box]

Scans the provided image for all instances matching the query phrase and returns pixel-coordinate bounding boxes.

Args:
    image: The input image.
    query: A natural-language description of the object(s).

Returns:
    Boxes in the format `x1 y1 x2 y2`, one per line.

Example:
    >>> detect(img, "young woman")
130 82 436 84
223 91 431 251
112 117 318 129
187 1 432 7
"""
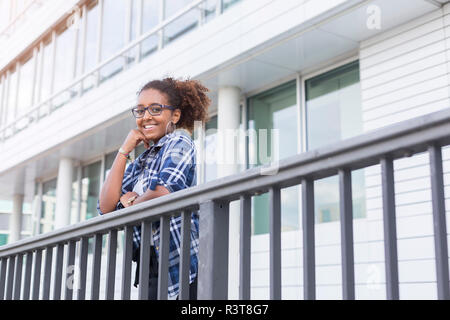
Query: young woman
97 77 210 300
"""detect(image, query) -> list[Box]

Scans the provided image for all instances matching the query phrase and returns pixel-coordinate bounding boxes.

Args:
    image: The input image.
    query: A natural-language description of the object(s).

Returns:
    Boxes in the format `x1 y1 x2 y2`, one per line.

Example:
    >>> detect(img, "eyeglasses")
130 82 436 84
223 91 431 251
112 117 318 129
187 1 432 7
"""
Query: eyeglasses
131 103 177 118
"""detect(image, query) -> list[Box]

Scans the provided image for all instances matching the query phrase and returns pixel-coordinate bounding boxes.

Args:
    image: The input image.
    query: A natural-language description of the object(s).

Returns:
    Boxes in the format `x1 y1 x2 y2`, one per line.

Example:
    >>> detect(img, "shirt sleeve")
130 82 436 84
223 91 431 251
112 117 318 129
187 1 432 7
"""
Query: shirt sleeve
149 135 195 193
97 161 135 216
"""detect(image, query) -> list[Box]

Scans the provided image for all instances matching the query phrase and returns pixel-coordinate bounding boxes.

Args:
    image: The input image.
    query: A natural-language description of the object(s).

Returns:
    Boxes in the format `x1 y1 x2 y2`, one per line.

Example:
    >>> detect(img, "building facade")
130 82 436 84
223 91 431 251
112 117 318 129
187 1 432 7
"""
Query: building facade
0 0 449 299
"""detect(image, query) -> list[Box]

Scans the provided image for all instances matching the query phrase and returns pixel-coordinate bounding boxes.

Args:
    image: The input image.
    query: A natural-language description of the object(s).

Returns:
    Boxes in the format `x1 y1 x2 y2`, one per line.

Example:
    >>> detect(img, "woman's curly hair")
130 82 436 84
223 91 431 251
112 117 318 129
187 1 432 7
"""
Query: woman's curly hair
138 77 211 133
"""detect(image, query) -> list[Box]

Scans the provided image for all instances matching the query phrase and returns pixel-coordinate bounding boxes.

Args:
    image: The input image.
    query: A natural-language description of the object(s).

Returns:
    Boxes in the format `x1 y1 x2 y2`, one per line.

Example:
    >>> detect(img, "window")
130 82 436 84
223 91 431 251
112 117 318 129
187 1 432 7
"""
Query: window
40 179 57 234
38 40 53 116
247 81 299 234
100 0 127 82
305 61 365 223
164 0 199 45
0 76 4 127
16 55 35 130
140 0 159 58
204 115 217 183
5 68 18 126
223 0 241 11
53 26 77 108
80 161 101 221
82 2 100 91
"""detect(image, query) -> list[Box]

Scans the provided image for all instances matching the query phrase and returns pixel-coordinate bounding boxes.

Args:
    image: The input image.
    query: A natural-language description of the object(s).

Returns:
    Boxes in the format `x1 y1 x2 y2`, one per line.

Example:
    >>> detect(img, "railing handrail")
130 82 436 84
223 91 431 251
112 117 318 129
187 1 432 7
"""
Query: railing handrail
0 0 206 137
2 107 450 258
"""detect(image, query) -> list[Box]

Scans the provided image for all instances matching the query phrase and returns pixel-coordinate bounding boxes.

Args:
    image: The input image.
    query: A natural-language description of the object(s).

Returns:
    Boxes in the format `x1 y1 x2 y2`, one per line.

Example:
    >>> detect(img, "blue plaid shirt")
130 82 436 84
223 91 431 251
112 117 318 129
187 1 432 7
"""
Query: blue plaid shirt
97 128 199 298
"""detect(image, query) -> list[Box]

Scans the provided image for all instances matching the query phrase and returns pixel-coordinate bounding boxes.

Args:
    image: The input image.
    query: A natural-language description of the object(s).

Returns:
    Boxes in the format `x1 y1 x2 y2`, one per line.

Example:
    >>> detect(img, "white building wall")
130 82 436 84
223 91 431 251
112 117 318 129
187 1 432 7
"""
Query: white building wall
357 5 450 299
247 5 450 300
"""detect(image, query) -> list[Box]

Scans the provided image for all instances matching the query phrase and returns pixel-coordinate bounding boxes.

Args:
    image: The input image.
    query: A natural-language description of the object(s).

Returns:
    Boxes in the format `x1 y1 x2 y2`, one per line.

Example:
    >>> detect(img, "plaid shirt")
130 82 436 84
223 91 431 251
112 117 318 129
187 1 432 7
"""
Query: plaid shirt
97 128 199 298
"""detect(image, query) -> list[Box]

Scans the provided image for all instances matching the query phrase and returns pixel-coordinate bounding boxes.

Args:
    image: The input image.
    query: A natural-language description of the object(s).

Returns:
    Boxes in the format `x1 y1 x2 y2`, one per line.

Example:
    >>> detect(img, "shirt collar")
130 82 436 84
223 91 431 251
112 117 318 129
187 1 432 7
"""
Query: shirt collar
139 128 191 161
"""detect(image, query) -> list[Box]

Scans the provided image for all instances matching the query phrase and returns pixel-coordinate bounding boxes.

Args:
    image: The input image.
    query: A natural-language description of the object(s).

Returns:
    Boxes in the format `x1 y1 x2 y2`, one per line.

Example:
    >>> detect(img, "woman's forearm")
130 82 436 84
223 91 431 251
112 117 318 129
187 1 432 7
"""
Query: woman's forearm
133 185 170 205
99 152 128 214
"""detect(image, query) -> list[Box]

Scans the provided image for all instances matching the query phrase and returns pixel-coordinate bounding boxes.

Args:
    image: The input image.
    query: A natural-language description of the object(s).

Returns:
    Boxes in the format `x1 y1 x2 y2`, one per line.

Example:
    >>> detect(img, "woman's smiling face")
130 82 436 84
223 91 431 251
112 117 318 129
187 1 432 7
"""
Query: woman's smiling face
136 89 180 144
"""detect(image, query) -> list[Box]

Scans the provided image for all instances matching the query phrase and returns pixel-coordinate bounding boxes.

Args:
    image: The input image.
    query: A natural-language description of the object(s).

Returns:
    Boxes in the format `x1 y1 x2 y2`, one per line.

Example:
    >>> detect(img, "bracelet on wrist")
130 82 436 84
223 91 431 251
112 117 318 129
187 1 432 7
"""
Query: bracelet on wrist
118 147 131 160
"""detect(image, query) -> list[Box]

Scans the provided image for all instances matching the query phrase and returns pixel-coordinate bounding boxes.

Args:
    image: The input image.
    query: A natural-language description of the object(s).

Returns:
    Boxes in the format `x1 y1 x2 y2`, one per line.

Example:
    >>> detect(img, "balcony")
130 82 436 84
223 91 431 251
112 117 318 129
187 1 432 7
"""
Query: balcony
1 108 450 300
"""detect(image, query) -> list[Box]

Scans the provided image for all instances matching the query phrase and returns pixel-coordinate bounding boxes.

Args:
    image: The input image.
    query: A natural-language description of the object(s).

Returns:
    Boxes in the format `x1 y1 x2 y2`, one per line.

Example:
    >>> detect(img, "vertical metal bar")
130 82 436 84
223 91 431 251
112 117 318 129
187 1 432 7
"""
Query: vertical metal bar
381 157 399 300
31 249 42 300
302 178 315 300
5 256 15 300
269 186 281 300
429 144 450 300
106 229 118 300
121 226 133 300
198 200 230 300
65 240 76 300
0 257 7 300
239 195 251 300
13 254 23 300
178 212 191 300
138 220 152 300
91 234 103 300
42 247 53 300
23 252 33 300
53 243 64 300
339 169 355 300
78 237 89 300
158 215 171 300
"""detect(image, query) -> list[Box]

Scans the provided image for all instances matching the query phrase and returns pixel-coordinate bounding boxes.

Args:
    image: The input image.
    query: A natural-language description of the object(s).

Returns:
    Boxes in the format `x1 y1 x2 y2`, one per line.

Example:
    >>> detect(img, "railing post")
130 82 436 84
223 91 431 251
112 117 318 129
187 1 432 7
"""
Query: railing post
302 178 315 300
198 200 229 300
339 169 355 300
269 186 281 300
31 249 42 300
0 258 7 300
13 253 23 300
178 211 194 300
23 252 33 300
381 157 399 300
106 229 118 300
158 215 171 300
121 226 133 300
239 195 251 300
428 144 450 300
5 256 15 300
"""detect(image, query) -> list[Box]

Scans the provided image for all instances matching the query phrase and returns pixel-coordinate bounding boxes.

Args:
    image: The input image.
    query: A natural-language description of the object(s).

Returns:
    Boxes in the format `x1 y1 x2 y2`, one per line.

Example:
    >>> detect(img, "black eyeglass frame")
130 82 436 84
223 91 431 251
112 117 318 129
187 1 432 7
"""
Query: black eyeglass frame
131 103 177 118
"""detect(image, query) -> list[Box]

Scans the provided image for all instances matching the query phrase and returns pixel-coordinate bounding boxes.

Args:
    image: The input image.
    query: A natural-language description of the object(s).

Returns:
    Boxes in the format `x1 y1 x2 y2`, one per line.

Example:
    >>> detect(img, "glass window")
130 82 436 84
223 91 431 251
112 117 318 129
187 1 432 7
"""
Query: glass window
0 76 4 127
0 233 8 246
53 26 77 108
305 61 365 223
204 115 217 183
164 0 199 45
16 56 35 130
38 40 53 114
40 179 57 234
80 161 101 221
104 151 116 182
100 0 127 82
71 166 79 225
5 68 18 126
247 81 299 235
223 0 241 12
82 2 100 91
140 0 159 58
201 0 217 23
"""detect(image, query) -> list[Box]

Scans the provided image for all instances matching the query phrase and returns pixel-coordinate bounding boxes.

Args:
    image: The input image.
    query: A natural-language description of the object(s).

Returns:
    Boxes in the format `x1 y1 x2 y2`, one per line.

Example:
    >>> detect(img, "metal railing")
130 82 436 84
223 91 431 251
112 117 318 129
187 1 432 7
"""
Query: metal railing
0 0 238 141
1 108 450 300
